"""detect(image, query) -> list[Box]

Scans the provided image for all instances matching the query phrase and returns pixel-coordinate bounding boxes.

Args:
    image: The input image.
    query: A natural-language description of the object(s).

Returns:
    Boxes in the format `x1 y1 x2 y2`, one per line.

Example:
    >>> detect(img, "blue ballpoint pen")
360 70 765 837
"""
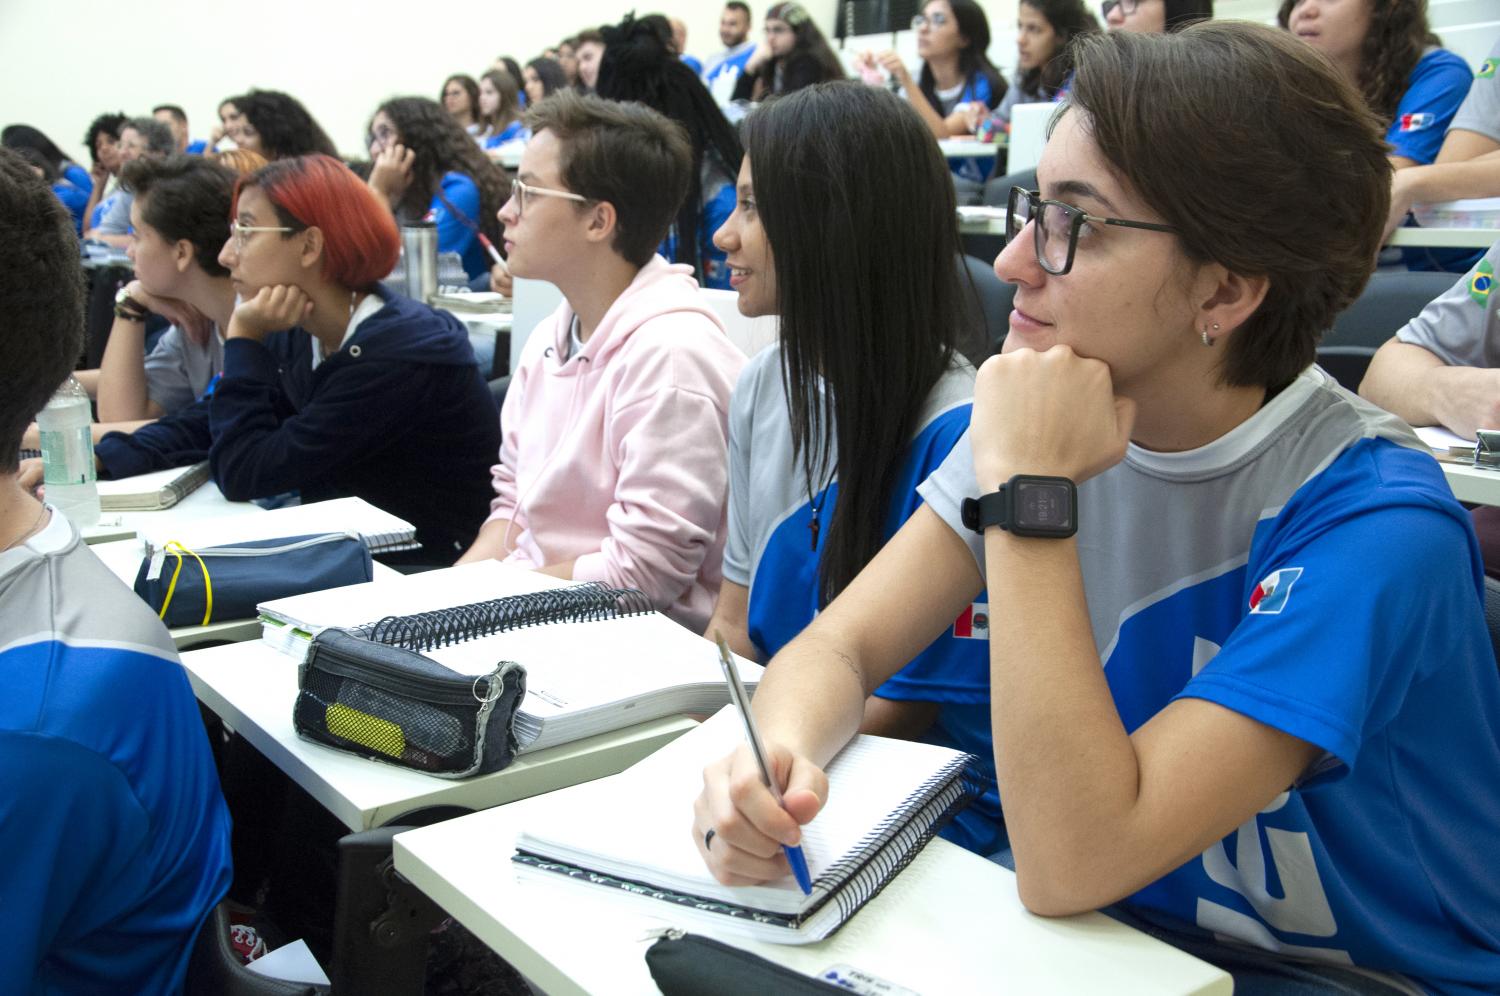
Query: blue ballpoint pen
713 632 814 896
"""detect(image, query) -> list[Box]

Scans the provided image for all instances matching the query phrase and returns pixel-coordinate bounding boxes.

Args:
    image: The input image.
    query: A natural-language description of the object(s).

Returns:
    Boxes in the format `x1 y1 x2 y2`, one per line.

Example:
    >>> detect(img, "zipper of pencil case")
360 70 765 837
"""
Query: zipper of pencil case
145 531 361 581
308 640 501 707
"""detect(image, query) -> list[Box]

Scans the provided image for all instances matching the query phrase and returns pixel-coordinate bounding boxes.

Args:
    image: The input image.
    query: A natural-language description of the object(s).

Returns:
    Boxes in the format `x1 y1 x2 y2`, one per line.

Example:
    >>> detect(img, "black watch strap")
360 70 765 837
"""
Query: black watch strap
961 475 1078 539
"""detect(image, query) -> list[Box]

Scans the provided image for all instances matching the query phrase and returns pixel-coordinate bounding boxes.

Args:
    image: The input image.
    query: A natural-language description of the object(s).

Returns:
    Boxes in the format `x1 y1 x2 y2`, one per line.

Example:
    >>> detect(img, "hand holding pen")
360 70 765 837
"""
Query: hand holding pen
694 634 827 893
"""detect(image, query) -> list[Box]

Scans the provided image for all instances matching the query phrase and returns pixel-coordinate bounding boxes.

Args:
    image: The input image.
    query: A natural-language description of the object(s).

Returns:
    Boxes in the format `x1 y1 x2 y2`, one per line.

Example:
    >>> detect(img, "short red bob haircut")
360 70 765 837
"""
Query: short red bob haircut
232 154 399 289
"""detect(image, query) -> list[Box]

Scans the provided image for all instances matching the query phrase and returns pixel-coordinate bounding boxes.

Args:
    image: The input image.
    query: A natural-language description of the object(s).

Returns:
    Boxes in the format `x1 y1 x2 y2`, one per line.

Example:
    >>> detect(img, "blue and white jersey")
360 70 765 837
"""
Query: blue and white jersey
922 72 1000 184
704 42 757 105
0 512 232 994
430 171 487 280
1388 47 1473 165
481 120 530 150
723 346 1001 852
658 159 736 290
920 366 1500 994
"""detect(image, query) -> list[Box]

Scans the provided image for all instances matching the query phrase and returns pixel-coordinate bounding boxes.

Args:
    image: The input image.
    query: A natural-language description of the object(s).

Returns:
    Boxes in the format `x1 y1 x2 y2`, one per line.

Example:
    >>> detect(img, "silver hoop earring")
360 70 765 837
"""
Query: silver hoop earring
1201 325 1215 347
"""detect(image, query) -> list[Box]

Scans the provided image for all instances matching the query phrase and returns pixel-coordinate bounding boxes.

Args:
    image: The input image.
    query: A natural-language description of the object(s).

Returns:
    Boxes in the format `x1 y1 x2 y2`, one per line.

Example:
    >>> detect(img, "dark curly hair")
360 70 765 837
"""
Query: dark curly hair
236 90 340 161
597 12 744 283
371 96 509 249
0 148 83 472
82 112 127 164
1017 0 1101 98
1277 0 1439 121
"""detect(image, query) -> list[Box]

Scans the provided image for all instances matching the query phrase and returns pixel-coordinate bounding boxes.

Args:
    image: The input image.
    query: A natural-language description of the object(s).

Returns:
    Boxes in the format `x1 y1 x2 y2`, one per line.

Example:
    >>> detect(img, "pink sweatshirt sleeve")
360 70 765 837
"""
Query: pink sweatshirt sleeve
570 383 731 609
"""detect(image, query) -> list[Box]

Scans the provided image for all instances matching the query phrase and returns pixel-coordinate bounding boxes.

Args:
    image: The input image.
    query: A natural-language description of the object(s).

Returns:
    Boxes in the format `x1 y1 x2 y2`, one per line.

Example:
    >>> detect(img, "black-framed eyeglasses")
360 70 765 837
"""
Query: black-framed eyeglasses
1100 0 1139 18
1007 187 1178 276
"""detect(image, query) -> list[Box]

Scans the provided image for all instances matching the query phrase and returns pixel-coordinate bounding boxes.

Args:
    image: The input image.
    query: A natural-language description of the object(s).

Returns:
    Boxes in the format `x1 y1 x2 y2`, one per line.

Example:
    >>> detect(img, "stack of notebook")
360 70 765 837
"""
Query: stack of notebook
512 707 979 943
138 496 419 557
259 563 762 754
96 462 210 511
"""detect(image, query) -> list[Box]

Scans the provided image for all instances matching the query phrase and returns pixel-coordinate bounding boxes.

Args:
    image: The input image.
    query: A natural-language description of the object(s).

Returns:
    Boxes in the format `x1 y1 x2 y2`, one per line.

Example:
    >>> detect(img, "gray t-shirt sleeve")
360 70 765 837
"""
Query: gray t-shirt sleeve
95 189 133 235
915 429 985 574
1394 240 1500 367
142 326 197 414
1449 40 1500 143
720 360 760 587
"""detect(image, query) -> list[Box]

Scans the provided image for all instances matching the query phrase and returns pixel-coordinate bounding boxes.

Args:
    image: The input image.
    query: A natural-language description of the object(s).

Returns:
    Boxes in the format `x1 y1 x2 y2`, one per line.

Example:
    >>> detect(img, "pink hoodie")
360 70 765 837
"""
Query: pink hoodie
487 257 746 631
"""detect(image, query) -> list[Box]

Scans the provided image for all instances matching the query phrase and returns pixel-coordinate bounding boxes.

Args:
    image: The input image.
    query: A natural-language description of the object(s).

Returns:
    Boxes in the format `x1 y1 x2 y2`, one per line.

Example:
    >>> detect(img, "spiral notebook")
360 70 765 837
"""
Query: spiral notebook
97 461 210 511
513 707 978 944
260 564 762 753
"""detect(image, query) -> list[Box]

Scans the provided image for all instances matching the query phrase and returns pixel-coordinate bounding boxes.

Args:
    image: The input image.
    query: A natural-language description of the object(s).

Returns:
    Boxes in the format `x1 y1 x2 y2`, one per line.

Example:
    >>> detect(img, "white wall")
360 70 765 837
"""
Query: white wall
1 0 1021 165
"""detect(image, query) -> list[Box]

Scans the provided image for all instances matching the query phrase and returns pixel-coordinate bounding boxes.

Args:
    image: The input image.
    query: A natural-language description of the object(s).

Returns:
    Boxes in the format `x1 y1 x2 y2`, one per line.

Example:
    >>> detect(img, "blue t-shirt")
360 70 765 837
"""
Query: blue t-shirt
430 171 487 280
481 120 529 150
722 348 1000 853
51 179 89 235
1387 47 1473 164
0 513 233 994
186 139 208 155
89 190 117 232
920 368 1500 994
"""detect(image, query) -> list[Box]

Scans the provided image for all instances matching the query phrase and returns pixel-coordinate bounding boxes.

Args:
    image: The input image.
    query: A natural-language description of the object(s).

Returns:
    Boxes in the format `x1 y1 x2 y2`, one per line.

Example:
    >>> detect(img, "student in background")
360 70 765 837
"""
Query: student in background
153 103 207 155
1281 0 1469 170
477 68 529 151
0 145 232 996
1384 37 1500 239
86 115 175 247
575 29 606 92
524 56 568 104
1102 0 1212 32
440 73 482 134
457 92 744 631
997 0 1099 119
668 17 703 74
706 82 998 851
704 1 757 103
366 96 510 282
233 90 340 161
596 12 742 290
80 111 126 233
0 124 92 233
557 35 582 86
94 154 500 563
736 3 845 101
96 156 237 425
211 96 246 151
694 24 1500 993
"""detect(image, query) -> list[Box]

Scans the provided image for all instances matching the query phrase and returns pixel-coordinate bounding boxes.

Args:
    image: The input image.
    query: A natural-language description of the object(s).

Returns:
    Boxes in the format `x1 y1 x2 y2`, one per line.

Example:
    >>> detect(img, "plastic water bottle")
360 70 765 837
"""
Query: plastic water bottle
36 375 100 528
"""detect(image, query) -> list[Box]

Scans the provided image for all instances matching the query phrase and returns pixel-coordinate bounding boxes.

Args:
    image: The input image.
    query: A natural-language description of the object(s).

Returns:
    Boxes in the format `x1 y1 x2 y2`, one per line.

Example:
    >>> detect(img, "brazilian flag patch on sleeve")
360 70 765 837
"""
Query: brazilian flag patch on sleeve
1471 259 1495 307
1479 58 1498 80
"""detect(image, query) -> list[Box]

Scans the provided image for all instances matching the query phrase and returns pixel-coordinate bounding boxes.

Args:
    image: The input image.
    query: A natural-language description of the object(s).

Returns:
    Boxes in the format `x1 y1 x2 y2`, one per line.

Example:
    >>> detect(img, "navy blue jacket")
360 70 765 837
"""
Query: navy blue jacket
96 287 500 560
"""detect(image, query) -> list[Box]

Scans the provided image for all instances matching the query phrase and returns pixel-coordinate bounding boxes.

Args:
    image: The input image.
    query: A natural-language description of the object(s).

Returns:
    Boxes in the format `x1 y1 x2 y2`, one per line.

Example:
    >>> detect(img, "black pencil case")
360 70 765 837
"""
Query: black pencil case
293 627 526 778
645 931 846 996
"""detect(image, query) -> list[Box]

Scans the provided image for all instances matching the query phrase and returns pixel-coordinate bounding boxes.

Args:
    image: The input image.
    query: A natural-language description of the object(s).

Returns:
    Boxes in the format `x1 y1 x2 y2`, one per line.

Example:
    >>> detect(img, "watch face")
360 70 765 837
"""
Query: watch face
1015 479 1074 531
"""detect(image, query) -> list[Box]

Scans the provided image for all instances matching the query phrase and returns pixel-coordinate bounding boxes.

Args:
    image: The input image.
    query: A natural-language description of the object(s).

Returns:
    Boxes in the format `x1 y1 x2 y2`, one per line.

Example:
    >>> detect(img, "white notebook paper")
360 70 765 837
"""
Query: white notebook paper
513 708 976 943
139 496 417 556
97 461 210 511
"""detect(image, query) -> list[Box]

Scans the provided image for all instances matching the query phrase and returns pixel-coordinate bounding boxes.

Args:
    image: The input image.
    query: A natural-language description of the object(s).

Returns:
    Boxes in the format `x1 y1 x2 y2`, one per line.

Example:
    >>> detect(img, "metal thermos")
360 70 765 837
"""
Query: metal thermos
400 222 438 303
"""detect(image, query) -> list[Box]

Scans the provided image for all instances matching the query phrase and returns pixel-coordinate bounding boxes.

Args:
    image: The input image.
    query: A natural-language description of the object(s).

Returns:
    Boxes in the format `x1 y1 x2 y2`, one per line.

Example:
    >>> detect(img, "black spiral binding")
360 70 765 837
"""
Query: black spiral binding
353 582 654 652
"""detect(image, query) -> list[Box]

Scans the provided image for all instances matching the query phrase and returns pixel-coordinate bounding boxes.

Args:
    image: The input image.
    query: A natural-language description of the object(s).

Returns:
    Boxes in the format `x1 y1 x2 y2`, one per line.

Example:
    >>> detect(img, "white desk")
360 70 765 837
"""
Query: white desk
394 802 1232 996
181 639 697 831
1386 227 1498 250
938 137 1004 159
1441 460 1500 506
82 481 263 545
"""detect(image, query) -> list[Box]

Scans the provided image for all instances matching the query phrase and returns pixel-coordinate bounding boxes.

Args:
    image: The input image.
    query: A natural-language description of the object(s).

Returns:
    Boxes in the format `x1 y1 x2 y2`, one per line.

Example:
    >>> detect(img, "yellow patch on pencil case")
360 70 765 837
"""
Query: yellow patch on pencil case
325 702 406 758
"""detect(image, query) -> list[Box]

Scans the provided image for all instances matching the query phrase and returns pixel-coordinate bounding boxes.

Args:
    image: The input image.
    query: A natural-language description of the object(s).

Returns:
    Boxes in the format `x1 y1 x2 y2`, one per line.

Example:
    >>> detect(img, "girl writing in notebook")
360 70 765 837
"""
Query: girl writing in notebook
694 24 1500 993
705 81 1000 854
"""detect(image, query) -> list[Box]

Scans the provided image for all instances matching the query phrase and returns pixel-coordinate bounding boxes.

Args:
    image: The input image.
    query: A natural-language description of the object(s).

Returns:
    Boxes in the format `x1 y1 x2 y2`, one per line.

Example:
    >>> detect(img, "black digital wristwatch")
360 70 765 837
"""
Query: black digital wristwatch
961 475 1078 539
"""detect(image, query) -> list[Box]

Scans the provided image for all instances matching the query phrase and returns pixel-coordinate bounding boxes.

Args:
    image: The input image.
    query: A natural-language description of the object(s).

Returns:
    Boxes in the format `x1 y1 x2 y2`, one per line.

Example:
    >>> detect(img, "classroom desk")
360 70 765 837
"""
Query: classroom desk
82 480 263 544
1440 461 1500 506
938 137 1005 159
181 638 698 832
89 539 400 649
393 801 1233 996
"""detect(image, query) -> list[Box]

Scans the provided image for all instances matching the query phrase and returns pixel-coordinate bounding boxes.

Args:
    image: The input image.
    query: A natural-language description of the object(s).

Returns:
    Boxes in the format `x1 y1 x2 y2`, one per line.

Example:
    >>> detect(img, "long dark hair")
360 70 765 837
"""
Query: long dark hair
757 3 845 93
1 125 74 172
372 96 509 249
1164 0 1214 31
236 90 339 160
526 57 568 98
917 0 1007 110
1277 0 1436 121
440 73 480 125
747 83 963 606
597 13 745 284
1017 0 1100 97
477 69 522 135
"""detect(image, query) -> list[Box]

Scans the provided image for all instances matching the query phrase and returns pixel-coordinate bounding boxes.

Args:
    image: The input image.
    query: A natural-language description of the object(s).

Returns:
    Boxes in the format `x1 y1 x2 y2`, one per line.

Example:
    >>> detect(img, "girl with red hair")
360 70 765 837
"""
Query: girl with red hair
94 154 500 562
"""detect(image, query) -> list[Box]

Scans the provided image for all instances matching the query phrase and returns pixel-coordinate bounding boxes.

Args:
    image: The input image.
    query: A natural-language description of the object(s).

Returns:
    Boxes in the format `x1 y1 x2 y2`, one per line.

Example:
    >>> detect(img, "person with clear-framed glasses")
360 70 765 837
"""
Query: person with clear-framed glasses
694 23 1500 993
456 91 744 634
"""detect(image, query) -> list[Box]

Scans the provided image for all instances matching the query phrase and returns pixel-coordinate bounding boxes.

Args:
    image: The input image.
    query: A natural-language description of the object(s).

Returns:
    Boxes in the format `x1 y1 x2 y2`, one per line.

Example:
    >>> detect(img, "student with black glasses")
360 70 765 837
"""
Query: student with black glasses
694 24 1500 993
